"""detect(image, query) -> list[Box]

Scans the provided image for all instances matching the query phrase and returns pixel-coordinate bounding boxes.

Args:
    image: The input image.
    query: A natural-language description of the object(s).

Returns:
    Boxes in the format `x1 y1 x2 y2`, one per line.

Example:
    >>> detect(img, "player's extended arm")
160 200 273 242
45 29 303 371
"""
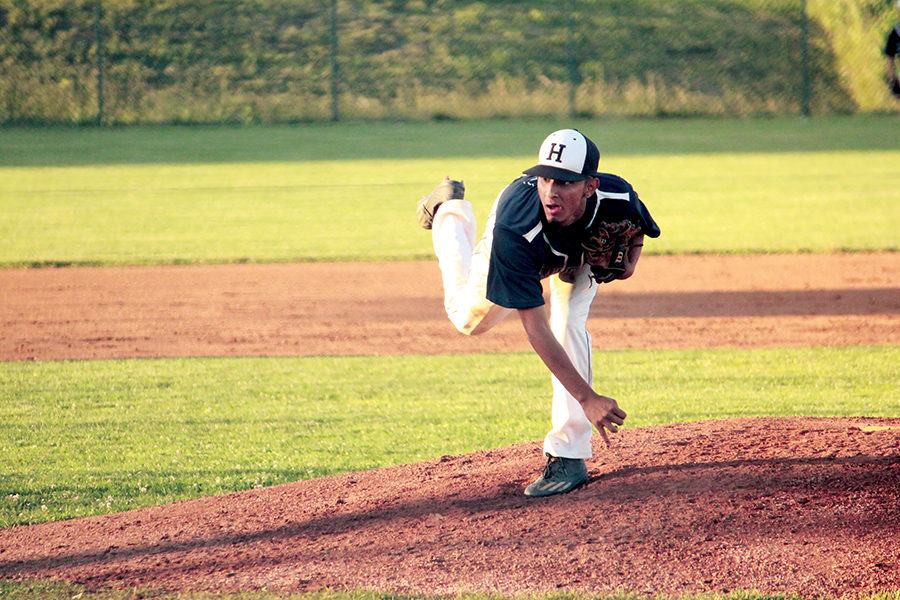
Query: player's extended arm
518 305 626 446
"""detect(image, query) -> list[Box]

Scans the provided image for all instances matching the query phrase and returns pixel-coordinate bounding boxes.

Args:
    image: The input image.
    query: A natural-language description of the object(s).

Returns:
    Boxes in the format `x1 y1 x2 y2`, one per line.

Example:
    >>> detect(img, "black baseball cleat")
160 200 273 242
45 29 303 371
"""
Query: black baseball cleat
524 454 588 497
416 176 465 229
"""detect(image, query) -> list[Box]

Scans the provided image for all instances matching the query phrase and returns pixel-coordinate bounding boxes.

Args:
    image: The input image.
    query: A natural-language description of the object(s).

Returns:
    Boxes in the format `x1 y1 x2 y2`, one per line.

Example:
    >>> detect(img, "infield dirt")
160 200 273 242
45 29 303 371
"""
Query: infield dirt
2 253 899 361
1 253 898 598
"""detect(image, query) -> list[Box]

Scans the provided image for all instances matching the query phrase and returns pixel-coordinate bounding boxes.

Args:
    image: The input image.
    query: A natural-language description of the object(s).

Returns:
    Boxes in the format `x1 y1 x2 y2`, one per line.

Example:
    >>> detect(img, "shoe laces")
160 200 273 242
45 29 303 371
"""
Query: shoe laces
542 455 568 478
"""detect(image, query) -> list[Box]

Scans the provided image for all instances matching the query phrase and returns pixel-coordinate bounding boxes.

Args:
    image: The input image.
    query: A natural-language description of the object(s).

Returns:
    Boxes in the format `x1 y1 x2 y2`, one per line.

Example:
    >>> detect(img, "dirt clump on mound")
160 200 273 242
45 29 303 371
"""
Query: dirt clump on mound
1 418 898 598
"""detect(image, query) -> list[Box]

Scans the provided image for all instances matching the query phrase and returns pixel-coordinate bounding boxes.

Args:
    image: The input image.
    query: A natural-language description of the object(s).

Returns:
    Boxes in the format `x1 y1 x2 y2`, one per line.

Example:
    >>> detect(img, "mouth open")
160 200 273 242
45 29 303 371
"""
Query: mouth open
544 203 563 217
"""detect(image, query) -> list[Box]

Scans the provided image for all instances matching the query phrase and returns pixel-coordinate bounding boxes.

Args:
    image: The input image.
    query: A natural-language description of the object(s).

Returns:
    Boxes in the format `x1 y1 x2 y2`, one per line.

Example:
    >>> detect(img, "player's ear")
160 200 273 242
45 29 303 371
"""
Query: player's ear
584 176 599 197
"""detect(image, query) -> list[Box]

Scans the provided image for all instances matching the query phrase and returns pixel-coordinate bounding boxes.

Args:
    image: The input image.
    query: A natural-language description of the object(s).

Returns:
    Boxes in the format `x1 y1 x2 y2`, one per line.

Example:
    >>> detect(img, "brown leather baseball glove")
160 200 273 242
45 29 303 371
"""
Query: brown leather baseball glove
582 219 643 283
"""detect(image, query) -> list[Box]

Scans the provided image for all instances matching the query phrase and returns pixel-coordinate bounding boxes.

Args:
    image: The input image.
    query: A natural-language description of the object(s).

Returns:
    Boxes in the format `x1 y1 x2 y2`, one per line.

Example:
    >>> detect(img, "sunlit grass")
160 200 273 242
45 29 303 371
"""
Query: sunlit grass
3 346 896 527
2 118 899 265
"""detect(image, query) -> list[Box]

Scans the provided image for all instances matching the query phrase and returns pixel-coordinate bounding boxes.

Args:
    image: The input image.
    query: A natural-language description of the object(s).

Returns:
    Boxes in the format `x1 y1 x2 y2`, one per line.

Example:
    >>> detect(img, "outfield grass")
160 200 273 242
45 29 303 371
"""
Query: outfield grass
4 117 900 167
1 117 899 266
3 346 897 528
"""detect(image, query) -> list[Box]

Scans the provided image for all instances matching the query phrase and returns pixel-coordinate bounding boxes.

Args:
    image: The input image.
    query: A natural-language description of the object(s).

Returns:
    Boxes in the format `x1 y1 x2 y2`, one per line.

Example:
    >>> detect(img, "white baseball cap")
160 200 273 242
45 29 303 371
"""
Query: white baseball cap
523 129 600 182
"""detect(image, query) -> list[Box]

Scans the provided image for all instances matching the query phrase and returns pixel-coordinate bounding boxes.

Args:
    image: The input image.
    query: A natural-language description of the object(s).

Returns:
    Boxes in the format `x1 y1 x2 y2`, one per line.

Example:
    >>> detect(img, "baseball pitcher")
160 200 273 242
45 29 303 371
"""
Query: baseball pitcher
417 129 660 497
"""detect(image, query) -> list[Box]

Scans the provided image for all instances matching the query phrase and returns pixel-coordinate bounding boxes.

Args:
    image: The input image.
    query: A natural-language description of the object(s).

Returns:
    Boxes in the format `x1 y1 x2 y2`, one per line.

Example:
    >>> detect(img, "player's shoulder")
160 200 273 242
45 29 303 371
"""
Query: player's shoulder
499 175 538 197
595 172 634 194
495 176 541 233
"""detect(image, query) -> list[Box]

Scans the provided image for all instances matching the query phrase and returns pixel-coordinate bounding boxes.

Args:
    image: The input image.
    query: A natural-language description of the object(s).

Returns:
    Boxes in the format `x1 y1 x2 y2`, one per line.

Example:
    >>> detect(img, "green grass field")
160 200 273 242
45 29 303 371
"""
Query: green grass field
1 118 898 600
1 117 899 266
3 347 898 528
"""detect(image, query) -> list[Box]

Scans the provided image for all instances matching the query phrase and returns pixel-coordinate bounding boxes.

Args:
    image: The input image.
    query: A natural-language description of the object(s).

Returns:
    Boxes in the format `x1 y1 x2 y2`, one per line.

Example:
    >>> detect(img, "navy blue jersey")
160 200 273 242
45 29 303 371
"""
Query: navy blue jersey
485 174 659 310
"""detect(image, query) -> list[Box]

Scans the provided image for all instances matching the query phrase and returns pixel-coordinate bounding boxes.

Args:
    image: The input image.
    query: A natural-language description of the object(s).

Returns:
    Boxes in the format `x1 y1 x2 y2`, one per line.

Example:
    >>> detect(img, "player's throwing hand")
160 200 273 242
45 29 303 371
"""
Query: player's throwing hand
580 394 627 447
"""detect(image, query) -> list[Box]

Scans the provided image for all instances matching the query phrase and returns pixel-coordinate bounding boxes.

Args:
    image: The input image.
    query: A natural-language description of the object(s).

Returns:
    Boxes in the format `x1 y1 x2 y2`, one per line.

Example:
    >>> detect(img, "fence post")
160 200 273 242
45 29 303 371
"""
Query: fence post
800 0 811 116
95 0 104 126
330 0 339 122
567 0 578 118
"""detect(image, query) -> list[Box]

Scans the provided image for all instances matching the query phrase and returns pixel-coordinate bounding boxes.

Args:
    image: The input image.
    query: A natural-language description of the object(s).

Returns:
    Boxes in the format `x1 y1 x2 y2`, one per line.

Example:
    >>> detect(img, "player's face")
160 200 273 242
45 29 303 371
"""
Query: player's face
537 176 598 227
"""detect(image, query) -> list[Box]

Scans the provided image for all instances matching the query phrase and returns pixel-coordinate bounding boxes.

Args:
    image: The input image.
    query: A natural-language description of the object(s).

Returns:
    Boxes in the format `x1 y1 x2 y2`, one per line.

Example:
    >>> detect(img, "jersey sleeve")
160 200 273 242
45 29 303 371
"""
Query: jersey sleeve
595 173 661 239
485 225 546 310
632 189 661 238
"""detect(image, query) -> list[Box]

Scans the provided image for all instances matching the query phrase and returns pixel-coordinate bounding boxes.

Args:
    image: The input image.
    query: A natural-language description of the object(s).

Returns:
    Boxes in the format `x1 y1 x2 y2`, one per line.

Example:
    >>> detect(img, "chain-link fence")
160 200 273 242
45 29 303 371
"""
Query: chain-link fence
1 0 897 126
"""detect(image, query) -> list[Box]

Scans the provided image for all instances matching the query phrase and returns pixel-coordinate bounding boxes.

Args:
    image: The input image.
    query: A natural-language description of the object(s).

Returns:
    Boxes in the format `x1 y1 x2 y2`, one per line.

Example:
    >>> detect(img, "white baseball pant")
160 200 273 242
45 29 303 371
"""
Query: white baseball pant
431 198 598 459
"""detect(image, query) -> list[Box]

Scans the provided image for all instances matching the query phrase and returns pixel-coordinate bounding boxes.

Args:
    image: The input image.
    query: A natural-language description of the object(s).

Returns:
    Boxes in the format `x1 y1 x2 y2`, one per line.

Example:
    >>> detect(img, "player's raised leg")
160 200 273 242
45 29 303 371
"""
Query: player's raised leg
419 178 511 336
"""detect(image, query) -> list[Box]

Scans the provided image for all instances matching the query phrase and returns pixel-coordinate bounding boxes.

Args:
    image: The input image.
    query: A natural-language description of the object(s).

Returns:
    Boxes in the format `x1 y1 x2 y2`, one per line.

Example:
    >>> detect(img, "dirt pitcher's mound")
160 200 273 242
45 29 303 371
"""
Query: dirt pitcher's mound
1 417 898 598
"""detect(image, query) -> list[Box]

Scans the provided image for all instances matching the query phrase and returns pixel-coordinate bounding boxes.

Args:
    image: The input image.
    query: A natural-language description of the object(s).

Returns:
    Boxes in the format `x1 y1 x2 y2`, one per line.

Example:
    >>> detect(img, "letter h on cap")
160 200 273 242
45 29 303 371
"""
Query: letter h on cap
545 143 566 163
